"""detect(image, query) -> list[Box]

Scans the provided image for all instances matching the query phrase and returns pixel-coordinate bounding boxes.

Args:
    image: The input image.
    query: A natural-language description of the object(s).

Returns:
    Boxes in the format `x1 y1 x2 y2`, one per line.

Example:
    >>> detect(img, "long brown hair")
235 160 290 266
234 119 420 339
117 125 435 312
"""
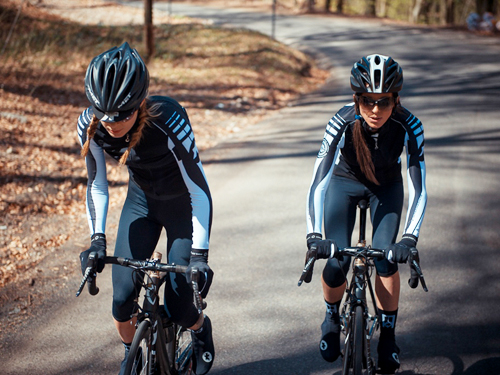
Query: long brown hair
81 99 161 165
352 110 379 186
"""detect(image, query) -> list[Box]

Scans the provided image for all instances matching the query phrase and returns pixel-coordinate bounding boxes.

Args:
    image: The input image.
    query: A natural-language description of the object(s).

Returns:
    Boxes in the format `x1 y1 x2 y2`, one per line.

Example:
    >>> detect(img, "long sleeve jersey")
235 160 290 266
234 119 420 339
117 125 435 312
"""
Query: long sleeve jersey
77 96 212 250
306 103 427 240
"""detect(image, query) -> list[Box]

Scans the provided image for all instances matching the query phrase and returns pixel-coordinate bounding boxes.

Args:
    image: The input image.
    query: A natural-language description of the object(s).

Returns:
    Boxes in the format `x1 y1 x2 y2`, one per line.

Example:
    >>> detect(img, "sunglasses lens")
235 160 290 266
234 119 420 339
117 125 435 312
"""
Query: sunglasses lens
361 97 392 109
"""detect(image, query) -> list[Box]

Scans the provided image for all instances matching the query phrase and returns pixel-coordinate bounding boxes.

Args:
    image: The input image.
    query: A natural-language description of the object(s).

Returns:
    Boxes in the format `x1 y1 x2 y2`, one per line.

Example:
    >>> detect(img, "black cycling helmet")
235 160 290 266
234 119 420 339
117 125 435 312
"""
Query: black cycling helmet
85 42 149 122
350 54 403 94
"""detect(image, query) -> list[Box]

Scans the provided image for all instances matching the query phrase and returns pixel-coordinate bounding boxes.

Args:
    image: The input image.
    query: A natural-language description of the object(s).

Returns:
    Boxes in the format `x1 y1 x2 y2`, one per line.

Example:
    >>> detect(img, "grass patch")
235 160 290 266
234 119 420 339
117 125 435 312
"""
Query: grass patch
0 0 326 111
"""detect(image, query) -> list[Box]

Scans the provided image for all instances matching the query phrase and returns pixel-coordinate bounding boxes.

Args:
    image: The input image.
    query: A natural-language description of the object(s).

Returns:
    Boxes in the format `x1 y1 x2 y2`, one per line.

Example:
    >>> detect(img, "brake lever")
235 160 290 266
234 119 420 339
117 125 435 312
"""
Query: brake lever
190 267 204 314
76 265 93 297
298 253 316 287
408 249 428 292
76 252 100 297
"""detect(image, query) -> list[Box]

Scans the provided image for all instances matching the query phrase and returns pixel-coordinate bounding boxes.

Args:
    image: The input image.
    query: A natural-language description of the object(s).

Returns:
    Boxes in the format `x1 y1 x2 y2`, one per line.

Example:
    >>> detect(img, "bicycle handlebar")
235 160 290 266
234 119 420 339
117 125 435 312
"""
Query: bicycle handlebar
76 255 194 297
338 247 386 259
298 246 428 292
104 256 188 273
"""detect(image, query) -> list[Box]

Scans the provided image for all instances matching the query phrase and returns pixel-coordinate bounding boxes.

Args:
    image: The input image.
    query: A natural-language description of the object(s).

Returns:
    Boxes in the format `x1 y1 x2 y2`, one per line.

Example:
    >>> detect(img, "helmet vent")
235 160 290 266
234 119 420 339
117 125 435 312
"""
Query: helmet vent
105 65 117 105
374 70 381 90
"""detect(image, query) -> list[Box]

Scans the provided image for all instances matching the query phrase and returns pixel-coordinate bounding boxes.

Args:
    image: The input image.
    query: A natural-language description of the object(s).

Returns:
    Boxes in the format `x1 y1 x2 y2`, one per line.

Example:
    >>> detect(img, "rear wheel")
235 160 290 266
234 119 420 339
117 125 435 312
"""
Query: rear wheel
125 320 154 375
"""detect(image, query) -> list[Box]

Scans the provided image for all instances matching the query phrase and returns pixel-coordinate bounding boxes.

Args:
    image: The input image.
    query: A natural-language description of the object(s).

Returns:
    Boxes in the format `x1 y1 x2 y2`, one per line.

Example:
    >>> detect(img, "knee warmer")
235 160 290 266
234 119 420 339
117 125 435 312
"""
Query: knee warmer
375 257 399 277
322 256 351 288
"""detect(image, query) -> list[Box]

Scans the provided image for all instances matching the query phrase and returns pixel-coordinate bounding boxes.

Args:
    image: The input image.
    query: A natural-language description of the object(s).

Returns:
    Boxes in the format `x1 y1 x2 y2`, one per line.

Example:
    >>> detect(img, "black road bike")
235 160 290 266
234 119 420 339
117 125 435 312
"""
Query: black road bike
299 200 428 375
77 251 204 375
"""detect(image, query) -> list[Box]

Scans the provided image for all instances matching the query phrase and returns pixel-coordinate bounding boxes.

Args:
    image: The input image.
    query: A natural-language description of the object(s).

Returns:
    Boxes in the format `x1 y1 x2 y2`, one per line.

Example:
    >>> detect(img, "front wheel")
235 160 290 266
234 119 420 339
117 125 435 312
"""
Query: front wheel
352 305 365 375
343 305 371 375
125 320 154 375
166 324 193 375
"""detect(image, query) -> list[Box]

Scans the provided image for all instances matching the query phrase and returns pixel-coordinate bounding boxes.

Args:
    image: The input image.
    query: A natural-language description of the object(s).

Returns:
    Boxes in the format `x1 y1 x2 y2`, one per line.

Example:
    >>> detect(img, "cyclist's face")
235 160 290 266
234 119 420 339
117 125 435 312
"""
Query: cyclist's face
355 93 396 130
101 110 138 138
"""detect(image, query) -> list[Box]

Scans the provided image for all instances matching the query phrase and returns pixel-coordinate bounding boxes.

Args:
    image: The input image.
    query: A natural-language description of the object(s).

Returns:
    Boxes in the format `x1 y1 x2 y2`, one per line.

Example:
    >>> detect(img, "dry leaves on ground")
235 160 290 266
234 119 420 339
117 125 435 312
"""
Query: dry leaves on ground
0 0 328 328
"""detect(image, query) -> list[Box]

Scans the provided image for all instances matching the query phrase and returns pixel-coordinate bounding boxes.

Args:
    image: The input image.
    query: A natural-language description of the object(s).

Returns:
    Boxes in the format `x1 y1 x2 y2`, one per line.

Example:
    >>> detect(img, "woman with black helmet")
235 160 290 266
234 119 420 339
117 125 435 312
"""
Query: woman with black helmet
77 42 215 375
304 54 427 373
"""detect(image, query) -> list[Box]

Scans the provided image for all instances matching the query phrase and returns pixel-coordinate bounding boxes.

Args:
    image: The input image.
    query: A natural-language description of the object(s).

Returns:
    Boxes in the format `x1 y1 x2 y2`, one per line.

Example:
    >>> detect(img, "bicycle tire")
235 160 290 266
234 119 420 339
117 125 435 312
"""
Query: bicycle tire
166 324 193 375
341 325 353 375
352 305 365 375
125 320 154 375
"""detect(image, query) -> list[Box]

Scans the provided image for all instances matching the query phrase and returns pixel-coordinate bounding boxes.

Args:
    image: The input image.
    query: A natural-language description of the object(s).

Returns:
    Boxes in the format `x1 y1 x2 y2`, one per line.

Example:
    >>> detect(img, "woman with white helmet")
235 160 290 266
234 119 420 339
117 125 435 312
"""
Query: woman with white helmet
304 54 427 373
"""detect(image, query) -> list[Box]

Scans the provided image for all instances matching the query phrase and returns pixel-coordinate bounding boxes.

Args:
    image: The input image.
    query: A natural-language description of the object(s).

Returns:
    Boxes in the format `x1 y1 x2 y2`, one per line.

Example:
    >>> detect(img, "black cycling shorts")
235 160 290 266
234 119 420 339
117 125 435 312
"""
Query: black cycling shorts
322 175 403 287
111 180 200 328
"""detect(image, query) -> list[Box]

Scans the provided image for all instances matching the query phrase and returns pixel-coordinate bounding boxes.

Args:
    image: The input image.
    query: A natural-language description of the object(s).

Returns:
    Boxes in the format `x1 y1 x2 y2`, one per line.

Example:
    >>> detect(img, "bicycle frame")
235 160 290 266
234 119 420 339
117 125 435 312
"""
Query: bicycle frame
77 251 200 375
339 200 380 375
135 254 174 374
298 201 428 374
124 251 195 375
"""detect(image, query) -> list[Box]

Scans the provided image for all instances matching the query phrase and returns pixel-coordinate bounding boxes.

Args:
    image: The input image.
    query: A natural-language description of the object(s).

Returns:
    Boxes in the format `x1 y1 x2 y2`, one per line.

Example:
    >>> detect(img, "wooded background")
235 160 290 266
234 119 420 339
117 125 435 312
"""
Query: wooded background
209 0 498 26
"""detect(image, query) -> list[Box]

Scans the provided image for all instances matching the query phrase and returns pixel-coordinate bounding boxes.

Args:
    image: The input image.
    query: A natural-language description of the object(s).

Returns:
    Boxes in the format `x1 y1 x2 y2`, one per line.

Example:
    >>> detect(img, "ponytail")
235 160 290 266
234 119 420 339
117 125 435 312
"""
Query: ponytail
352 102 380 185
80 115 100 157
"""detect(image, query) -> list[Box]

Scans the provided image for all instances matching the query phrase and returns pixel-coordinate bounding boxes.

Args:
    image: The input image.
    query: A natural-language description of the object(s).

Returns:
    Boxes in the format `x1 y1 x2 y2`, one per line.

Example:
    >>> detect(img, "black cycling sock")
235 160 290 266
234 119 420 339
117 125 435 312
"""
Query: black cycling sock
378 308 398 340
325 300 341 322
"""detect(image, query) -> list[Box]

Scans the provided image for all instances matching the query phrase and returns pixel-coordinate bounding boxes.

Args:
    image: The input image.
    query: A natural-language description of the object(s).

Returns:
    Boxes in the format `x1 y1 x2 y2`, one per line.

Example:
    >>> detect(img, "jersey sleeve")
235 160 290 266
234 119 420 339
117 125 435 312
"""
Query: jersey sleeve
402 112 427 239
77 109 109 236
306 105 351 235
155 110 212 250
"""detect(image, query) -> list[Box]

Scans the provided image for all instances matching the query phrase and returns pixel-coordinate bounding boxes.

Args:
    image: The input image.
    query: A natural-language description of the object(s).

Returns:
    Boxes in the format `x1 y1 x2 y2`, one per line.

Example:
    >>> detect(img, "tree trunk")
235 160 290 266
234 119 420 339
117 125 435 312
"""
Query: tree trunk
378 0 387 17
305 0 315 12
367 0 376 16
411 0 425 22
325 0 332 12
144 0 154 62
337 0 344 13
439 0 447 24
446 0 455 24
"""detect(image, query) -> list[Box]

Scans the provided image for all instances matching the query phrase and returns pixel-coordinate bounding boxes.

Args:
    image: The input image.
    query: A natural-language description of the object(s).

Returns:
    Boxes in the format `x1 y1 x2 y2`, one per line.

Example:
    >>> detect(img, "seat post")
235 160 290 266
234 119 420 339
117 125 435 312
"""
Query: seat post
357 200 369 246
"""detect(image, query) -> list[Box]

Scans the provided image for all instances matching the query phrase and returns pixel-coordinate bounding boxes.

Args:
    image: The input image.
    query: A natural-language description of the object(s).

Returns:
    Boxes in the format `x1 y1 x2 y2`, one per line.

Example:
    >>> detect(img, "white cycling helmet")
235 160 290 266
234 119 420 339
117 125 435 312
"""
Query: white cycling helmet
350 54 403 93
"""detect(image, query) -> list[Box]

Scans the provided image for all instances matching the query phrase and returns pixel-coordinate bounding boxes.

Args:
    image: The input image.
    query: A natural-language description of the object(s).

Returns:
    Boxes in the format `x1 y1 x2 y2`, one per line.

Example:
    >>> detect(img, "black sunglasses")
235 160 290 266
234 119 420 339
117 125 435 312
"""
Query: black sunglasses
359 96 394 110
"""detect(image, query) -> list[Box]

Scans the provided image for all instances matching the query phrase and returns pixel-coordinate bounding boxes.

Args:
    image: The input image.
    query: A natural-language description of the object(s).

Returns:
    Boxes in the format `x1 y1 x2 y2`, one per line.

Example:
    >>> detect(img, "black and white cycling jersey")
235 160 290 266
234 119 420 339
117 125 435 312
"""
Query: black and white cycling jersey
306 103 427 240
77 96 212 250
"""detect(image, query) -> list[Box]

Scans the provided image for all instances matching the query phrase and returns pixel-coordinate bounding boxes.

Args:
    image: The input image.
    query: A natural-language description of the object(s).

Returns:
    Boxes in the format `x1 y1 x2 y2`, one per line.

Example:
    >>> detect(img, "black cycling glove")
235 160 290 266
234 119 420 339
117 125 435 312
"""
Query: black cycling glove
79 233 107 275
306 232 338 259
386 236 417 264
186 249 213 299
302 233 338 284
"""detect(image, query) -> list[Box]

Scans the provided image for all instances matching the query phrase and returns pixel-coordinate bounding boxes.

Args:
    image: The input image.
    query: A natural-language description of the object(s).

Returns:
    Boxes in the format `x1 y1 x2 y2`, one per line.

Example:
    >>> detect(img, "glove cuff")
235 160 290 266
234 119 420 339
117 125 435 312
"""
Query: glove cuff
191 249 208 261
306 232 322 241
91 233 106 243
401 235 417 247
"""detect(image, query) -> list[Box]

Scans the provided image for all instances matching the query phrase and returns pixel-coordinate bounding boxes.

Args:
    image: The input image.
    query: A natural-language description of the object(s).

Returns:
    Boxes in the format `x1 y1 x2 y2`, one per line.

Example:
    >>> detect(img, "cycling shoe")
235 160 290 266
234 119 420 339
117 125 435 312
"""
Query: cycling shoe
377 337 400 374
191 315 214 375
319 313 341 362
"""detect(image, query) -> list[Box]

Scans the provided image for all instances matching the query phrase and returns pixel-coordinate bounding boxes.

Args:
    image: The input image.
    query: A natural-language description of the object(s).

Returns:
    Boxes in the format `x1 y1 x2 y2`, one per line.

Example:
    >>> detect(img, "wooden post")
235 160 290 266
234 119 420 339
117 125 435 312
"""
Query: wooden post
144 0 154 62
272 0 276 38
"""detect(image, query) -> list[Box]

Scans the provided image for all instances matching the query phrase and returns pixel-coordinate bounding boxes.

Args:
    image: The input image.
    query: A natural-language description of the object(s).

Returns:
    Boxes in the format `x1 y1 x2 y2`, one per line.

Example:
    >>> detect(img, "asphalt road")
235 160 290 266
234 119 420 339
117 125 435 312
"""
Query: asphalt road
3 3 500 375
